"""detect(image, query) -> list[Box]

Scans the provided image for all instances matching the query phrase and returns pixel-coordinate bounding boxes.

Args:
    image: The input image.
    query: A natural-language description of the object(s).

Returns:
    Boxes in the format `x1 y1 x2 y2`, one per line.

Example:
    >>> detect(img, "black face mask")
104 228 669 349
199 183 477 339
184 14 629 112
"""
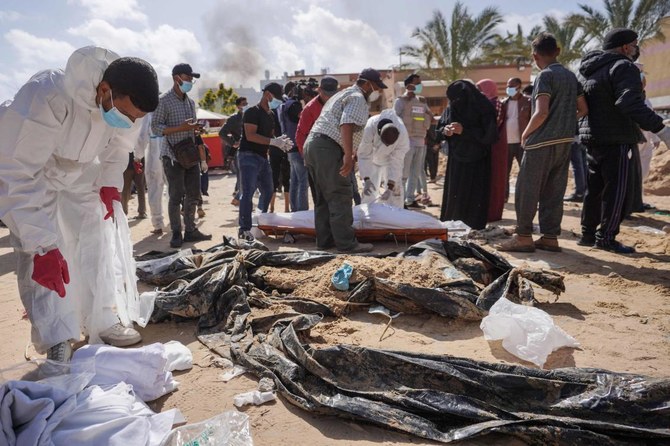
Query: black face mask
631 44 640 61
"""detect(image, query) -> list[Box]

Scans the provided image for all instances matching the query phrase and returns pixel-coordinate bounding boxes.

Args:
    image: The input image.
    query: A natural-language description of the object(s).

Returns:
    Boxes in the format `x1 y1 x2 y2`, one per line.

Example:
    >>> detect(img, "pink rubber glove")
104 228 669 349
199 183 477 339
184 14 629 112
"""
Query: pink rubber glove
32 249 70 298
100 186 121 220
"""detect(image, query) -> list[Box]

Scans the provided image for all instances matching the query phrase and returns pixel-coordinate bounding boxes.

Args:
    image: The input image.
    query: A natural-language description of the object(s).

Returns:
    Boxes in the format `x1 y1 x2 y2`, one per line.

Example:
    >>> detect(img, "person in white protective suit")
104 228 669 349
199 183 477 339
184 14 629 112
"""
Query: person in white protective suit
0 46 160 362
138 113 167 234
357 109 411 208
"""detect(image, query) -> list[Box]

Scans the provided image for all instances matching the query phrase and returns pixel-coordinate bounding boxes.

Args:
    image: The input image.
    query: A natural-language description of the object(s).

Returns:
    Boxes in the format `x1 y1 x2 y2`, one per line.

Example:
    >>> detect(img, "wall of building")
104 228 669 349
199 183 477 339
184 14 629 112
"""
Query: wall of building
640 17 670 110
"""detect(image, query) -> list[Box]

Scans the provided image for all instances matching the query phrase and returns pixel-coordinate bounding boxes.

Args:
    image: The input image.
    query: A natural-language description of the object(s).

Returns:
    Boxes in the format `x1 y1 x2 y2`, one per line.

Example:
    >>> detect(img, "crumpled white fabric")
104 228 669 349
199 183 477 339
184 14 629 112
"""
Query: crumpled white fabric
71 342 192 402
0 369 178 446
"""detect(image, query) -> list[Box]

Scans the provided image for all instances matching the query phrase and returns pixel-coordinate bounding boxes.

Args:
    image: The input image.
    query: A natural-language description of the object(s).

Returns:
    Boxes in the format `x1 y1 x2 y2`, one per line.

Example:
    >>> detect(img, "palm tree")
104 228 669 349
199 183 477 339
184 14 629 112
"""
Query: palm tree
474 24 542 66
569 0 670 46
542 16 590 66
400 3 503 82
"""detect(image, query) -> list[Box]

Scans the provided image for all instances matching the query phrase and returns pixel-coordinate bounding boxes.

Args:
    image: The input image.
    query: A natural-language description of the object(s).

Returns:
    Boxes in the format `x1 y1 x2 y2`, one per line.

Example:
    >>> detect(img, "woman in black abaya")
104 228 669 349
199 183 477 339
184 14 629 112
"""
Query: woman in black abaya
437 80 498 230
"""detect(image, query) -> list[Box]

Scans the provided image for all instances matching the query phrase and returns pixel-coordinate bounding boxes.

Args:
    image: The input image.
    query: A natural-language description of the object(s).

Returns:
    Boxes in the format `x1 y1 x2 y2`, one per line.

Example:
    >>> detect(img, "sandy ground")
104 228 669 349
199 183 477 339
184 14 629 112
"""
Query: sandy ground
1 154 669 445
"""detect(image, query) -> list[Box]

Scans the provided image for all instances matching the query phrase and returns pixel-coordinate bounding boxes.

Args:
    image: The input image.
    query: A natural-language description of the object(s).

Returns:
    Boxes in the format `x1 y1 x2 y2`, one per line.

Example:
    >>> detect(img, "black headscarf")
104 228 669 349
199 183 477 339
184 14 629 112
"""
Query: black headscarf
446 80 496 127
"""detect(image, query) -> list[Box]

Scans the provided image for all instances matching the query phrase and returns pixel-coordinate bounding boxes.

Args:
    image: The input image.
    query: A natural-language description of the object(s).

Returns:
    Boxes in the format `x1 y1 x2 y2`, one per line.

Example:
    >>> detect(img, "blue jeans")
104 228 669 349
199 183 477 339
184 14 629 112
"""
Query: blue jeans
570 142 588 196
288 151 309 211
404 143 427 202
238 151 273 232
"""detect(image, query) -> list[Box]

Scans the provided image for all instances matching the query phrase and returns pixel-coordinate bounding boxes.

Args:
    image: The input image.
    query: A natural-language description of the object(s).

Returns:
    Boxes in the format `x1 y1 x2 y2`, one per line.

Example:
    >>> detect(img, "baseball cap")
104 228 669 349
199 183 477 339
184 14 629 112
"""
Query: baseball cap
262 82 283 100
319 76 339 95
359 68 388 89
172 63 200 78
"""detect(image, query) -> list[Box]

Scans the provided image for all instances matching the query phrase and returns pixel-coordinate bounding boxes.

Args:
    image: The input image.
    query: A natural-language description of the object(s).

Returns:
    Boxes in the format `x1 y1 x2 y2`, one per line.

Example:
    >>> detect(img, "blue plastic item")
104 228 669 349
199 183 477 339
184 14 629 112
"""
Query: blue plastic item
331 262 353 291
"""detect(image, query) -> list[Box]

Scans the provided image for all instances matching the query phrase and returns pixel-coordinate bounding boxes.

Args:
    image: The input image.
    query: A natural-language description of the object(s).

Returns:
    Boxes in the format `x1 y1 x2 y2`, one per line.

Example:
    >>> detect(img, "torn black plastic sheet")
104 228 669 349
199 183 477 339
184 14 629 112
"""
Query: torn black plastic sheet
228 318 670 445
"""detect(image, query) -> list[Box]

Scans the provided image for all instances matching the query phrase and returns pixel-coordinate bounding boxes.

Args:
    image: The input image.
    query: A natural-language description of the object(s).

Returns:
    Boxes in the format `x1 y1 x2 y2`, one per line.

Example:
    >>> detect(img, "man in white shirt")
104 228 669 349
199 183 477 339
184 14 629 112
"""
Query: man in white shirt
502 77 531 201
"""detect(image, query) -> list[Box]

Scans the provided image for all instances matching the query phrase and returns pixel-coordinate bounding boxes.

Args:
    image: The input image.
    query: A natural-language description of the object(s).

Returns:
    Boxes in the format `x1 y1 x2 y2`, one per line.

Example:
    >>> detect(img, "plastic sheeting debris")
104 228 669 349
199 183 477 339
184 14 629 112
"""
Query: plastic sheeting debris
480 297 580 367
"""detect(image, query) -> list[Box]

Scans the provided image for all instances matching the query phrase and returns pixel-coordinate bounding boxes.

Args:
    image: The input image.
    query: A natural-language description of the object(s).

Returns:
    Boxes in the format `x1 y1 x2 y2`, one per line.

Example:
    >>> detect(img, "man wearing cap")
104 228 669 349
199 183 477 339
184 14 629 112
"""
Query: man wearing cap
151 63 212 248
237 82 291 241
394 74 433 209
296 76 339 154
357 109 410 208
578 28 670 254
304 68 387 253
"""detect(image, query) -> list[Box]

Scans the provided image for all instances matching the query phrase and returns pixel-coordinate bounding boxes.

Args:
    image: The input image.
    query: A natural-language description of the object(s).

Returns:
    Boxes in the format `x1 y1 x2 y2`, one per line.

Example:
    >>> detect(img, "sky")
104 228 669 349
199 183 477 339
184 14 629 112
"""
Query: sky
0 0 589 102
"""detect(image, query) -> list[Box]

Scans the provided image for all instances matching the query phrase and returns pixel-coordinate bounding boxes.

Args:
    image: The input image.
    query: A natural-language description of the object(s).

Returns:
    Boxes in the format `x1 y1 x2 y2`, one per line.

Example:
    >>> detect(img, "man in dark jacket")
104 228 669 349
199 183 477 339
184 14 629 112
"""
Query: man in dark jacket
578 28 670 254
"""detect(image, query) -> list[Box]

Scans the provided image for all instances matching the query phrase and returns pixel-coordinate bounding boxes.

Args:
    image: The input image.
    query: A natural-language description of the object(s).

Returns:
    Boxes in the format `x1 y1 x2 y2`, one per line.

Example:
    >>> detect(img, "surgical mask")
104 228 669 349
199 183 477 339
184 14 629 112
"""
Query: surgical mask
640 72 645 81
413 83 423 94
179 80 193 93
99 90 132 129
506 87 518 97
368 89 380 103
269 98 282 110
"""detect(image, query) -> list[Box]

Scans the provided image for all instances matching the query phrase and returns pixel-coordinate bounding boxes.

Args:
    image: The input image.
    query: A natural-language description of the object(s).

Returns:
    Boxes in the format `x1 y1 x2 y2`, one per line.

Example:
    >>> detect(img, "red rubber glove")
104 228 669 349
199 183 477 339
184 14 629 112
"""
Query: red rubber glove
100 186 121 220
133 160 143 175
32 249 70 298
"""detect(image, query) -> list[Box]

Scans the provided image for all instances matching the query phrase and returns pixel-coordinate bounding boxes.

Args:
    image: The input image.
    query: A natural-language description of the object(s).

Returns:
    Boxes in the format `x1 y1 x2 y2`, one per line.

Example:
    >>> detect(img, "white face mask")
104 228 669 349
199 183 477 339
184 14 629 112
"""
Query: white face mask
368 89 380 103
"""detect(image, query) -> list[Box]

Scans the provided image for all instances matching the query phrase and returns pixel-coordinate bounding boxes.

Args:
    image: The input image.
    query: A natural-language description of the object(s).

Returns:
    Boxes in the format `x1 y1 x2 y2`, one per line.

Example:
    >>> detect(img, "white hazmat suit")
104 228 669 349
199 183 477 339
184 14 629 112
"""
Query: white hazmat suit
141 114 167 232
357 109 410 208
0 47 142 352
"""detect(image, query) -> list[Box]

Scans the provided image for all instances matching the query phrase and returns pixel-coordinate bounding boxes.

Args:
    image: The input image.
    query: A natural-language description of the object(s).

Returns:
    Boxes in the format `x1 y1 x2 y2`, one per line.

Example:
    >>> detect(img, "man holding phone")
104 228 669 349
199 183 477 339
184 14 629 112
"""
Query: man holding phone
151 63 212 248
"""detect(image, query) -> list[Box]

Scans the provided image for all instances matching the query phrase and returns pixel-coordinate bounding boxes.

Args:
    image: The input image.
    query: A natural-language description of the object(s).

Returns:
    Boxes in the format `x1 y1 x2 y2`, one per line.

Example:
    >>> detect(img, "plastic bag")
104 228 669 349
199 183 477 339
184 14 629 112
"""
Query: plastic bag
136 249 194 275
331 262 353 291
480 297 579 368
233 390 276 407
160 411 252 446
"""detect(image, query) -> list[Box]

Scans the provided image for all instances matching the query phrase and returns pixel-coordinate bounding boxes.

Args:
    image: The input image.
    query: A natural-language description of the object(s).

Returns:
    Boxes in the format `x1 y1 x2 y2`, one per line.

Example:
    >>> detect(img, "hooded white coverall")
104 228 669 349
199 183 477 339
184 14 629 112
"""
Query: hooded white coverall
357 109 410 209
0 47 140 352
141 114 167 231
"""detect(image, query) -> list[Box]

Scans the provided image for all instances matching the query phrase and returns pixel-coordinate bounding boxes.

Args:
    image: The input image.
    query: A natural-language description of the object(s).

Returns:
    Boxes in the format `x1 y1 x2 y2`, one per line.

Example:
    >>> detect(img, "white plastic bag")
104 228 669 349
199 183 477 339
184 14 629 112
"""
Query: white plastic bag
480 298 579 368
233 390 276 407
160 411 252 446
136 249 193 276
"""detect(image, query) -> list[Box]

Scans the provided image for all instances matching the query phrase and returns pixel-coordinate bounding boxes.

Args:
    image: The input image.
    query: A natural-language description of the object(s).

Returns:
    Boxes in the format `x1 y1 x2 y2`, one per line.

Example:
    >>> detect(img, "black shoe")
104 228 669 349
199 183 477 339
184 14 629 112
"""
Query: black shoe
594 239 635 254
406 200 425 209
564 194 584 203
577 234 596 246
184 228 212 242
170 231 183 248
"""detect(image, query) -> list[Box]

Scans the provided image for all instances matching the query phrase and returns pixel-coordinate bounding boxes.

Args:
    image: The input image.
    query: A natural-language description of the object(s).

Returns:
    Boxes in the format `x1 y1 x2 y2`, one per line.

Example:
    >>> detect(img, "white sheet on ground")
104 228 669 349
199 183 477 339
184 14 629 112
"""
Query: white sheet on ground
257 203 470 233
0 363 178 446
71 342 192 402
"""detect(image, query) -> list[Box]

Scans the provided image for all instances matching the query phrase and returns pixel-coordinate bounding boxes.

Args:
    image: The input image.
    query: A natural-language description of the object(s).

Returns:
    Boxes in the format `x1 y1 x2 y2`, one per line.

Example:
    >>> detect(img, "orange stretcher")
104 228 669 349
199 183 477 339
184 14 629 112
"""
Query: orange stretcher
258 225 448 243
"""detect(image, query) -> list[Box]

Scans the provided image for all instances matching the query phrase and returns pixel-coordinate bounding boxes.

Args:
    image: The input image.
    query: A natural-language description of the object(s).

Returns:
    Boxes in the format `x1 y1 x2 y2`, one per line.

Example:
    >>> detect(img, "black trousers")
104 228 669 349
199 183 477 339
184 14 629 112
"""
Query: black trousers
425 145 439 180
581 144 633 242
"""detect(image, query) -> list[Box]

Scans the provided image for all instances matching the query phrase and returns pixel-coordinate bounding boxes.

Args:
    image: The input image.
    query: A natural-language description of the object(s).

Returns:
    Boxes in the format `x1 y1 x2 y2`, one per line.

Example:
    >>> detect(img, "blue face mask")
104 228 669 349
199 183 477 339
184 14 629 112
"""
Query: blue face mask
99 90 133 129
506 87 518 97
269 97 282 110
413 83 423 94
179 80 193 93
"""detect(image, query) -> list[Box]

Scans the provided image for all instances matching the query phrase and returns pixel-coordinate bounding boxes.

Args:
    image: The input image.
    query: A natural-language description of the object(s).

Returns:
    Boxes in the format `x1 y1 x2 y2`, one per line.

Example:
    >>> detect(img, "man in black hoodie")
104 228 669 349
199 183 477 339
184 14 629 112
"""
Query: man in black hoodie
578 28 670 254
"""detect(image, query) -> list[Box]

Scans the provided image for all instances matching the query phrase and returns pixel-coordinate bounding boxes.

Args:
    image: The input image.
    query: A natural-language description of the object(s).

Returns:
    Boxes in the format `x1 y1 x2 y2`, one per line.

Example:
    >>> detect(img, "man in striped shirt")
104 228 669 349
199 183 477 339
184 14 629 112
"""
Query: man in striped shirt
304 68 387 253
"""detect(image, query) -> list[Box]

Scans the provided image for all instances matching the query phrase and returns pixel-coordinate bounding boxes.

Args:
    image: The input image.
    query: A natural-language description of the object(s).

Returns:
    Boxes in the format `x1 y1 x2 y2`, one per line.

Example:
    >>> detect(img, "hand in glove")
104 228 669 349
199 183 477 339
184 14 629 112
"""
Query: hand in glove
133 159 143 175
380 189 392 201
362 177 376 196
32 249 69 298
270 135 292 152
200 160 208 173
99 186 121 220
656 126 670 149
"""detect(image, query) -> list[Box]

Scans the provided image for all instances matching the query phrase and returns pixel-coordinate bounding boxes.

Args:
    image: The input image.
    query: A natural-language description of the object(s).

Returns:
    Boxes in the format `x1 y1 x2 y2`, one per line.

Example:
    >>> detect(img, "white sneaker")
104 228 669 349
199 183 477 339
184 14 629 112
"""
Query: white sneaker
99 323 142 347
46 341 72 362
